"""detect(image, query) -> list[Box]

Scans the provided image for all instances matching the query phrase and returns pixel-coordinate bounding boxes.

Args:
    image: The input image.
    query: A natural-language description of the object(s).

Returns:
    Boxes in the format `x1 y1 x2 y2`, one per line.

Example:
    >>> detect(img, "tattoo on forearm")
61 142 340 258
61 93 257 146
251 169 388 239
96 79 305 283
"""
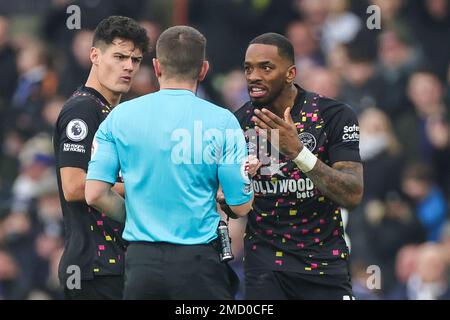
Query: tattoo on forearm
305 160 363 209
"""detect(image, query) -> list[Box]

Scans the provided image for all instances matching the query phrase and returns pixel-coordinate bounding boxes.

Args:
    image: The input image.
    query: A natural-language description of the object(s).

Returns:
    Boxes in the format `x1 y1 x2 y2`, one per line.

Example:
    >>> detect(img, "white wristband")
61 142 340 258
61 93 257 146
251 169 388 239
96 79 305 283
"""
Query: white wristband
292 147 318 173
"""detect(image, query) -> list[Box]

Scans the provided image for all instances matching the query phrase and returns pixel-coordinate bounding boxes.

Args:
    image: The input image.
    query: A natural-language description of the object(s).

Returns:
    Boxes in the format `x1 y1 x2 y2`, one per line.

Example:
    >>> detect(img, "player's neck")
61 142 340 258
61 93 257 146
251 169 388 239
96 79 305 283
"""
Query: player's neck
85 73 122 107
271 84 298 118
159 78 198 94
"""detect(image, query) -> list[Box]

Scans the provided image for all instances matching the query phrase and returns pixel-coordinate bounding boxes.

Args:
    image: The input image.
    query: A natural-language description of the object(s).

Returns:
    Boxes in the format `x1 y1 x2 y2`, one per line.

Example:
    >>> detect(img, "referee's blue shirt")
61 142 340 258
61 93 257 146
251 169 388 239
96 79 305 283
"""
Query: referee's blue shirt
86 89 252 244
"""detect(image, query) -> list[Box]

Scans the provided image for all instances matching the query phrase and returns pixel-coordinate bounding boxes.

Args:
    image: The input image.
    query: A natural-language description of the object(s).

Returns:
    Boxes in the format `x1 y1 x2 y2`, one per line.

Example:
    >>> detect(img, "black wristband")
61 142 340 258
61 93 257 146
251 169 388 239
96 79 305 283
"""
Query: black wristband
218 201 239 219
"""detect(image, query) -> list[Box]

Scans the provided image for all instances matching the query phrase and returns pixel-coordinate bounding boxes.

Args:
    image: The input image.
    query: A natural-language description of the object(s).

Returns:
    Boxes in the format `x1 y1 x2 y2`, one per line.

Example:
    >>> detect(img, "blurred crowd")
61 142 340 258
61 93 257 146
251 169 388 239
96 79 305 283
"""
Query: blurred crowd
0 0 449 300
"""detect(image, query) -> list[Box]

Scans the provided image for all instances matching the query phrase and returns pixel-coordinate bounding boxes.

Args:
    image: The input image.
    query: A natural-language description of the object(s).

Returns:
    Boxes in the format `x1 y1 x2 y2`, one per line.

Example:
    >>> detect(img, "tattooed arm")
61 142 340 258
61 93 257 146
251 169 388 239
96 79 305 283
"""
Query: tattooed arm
252 107 363 210
305 160 363 210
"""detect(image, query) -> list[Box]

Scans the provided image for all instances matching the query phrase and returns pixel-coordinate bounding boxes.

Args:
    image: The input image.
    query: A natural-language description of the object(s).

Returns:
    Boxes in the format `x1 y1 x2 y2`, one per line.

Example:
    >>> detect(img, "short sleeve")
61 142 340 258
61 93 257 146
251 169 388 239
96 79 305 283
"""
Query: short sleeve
55 101 99 171
86 115 120 184
218 113 253 205
323 103 361 165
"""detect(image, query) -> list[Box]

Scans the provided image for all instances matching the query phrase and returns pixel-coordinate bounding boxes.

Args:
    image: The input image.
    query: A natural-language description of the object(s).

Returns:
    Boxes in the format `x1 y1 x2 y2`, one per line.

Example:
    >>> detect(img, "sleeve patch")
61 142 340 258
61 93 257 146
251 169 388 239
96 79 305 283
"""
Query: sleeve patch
342 124 359 142
66 119 89 142
63 143 86 153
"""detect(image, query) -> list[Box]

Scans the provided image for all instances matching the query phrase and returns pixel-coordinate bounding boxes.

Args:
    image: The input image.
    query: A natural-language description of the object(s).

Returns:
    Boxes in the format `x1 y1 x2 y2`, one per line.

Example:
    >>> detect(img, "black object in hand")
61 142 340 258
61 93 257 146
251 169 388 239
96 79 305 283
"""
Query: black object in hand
217 220 234 262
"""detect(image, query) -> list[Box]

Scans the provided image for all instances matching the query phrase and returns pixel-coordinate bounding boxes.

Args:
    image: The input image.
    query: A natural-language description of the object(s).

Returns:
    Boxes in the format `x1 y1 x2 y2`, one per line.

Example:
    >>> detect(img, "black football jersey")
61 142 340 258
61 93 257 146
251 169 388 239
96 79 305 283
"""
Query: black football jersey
53 86 126 282
235 85 361 275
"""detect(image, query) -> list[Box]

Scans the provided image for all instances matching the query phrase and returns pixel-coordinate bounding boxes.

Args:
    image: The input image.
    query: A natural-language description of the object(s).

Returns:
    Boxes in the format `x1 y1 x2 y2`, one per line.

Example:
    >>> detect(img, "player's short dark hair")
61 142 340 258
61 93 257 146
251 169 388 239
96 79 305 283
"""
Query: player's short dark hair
156 26 206 81
249 33 295 65
93 16 149 54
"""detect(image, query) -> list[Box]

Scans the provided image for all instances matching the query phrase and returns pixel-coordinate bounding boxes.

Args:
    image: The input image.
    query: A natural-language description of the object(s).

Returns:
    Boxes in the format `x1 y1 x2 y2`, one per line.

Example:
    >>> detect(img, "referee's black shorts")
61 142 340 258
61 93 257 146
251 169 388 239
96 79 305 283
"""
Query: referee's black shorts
124 242 239 300
245 269 354 300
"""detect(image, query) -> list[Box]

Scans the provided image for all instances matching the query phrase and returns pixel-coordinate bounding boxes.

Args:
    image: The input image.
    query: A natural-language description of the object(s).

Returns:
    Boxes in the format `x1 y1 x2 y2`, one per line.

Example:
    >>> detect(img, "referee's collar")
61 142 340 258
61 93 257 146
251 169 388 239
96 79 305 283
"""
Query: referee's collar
159 88 196 96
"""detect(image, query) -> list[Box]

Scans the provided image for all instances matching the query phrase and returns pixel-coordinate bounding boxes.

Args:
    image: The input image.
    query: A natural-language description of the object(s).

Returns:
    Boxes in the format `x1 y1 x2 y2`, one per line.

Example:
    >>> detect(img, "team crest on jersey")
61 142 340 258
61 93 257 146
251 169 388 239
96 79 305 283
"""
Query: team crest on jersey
298 132 317 152
66 119 88 142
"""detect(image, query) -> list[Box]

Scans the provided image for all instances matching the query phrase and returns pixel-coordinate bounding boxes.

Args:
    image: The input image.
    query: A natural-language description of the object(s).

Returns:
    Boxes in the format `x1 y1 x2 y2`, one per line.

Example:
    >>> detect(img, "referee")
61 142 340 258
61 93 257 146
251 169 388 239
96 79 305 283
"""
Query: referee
85 26 254 300
53 16 148 299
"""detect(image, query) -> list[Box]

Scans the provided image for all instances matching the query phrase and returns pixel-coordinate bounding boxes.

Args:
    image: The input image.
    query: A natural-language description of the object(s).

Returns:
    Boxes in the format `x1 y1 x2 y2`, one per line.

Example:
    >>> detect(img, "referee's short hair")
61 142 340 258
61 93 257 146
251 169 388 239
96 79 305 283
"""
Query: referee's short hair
249 33 295 66
156 26 206 81
93 16 149 54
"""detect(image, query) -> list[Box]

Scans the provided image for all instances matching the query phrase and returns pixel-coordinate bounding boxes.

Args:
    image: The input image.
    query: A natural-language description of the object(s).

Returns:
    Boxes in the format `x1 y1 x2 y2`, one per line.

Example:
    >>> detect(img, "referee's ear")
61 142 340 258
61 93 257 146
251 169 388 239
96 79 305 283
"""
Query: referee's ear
198 61 209 82
152 58 162 78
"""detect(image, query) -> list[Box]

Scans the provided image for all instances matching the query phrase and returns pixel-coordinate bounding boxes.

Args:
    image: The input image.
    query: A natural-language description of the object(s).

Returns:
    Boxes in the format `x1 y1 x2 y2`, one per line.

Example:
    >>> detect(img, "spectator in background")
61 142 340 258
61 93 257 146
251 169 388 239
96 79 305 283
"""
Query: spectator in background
397 70 449 164
0 250 21 299
321 0 361 54
385 244 419 299
377 26 425 119
358 107 403 200
439 222 450 265
0 15 18 109
406 243 450 300
402 163 448 242
350 259 382 300
139 19 161 52
408 0 450 82
57 30 94 98
0 133 56 300
220 69 248 112
0 134 56 299
0 129 25 203
362 193 426 294
286 21 325 81
0 16 17 197
11 133 55 213
123 64 158 101
369 0 406 27
39 96 65 135
31 185 63 299
447 64 450 106
347 107 405 266
294 0 328 30
339 37 384 114
326 43 349 80
300 67 340 99
425 115 450 198
10 41 58 137
12 41 49 110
